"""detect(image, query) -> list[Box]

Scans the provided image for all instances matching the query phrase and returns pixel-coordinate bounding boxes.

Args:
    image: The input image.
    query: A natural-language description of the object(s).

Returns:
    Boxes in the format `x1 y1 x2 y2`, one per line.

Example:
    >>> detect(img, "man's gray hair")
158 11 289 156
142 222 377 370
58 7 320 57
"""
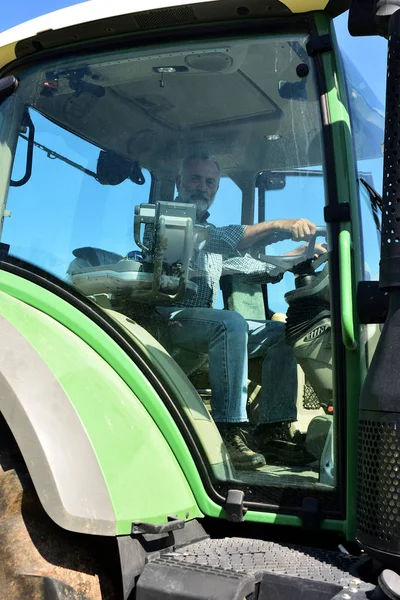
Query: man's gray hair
179 153 221 176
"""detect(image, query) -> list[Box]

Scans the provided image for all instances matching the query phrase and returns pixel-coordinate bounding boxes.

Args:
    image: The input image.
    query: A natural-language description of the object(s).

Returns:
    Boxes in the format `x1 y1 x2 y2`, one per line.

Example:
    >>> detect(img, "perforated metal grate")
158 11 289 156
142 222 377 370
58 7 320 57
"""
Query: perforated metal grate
134 6 198 29
380 26 400 287
172 537 363 585
357 418 400 547
303 380 321 410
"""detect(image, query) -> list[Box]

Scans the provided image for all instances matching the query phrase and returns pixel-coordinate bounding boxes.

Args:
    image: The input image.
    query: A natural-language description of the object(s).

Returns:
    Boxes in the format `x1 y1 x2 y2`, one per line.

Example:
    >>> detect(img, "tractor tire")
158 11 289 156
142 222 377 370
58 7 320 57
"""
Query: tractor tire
0 416 121 600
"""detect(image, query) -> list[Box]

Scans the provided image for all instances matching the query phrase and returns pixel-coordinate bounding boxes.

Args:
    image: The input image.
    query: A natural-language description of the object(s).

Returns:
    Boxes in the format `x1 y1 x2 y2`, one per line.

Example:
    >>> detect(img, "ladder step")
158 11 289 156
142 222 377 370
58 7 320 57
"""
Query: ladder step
136 555 255 600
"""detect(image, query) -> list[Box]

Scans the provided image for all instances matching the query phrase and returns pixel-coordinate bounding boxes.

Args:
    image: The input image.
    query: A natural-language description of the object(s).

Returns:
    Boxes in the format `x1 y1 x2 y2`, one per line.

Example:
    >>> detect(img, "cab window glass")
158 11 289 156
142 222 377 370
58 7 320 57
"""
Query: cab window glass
5 109 151 279
341 50 384 369
1 33 338 514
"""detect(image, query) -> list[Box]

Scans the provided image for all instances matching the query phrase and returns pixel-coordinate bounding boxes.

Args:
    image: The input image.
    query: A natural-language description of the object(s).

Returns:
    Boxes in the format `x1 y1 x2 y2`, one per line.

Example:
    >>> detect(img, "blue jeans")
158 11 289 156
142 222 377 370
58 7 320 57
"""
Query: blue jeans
157 307 297 424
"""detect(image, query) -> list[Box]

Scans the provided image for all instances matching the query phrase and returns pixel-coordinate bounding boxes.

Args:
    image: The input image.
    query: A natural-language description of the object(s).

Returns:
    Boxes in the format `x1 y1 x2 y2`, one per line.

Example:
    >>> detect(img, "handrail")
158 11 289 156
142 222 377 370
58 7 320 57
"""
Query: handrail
339 229 357 350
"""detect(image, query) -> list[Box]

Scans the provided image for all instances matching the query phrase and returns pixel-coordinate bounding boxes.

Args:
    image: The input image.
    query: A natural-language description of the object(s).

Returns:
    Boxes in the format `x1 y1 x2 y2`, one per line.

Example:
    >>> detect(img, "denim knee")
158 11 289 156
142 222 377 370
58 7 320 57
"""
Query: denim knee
217 310 248 334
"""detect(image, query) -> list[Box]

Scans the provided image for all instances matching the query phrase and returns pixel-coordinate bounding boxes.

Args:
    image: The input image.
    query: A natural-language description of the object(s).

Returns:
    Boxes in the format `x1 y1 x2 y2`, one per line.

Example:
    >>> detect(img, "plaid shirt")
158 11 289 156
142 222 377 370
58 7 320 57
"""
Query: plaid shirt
143 215 282 308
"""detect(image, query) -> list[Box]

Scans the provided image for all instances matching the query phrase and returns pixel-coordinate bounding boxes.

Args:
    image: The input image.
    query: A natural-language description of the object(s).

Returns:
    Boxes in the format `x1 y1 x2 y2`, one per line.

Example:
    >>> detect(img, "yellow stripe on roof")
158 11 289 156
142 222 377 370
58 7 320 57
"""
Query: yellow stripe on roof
0 43 17 72
281 0 329 11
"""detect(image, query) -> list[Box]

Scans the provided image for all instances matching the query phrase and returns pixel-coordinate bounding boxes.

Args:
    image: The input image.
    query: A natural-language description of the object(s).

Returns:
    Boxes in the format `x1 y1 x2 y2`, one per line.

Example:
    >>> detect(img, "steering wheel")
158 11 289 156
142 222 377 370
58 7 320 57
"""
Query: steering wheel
257 226 327 276
303 226 327 260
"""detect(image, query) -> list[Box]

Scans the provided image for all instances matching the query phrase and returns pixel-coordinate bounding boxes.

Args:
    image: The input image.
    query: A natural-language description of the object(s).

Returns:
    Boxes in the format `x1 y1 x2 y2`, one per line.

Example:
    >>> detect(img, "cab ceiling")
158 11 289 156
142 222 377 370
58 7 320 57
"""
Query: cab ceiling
29 37 323 179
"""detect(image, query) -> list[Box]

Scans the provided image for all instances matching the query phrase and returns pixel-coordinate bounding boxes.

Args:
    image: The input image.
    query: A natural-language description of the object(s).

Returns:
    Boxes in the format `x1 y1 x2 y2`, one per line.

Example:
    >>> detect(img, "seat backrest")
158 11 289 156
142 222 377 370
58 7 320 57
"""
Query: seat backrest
221 275 266 320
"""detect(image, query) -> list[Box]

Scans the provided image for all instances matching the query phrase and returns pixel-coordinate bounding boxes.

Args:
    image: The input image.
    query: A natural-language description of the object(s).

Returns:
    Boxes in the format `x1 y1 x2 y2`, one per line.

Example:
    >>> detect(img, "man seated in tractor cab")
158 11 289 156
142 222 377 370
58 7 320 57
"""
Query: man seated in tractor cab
147 153 322 470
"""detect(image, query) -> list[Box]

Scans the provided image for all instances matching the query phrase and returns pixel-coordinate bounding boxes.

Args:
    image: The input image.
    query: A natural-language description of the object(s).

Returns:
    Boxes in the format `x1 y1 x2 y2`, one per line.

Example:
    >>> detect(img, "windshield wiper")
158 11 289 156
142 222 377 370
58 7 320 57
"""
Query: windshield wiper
359 177 382 232
11 130 146 187
26 134 98 179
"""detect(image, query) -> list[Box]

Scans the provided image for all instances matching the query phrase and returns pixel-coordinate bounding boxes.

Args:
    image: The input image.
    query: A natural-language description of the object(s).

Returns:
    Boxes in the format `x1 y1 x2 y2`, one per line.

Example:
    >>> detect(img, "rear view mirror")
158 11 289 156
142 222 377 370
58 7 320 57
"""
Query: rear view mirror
256 171 286 191
96 150 145 185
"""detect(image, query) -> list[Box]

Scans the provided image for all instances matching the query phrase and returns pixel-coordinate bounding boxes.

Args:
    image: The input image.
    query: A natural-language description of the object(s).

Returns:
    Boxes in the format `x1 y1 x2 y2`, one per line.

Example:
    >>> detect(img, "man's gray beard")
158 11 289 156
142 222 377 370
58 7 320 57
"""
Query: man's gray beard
176 193 210 220
194 198 209 220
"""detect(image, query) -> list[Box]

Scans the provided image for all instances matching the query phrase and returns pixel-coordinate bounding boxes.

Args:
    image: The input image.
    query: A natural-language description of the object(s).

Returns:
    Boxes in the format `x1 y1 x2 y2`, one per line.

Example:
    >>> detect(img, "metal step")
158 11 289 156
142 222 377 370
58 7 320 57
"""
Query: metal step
136 556 255 600
136 537 374 600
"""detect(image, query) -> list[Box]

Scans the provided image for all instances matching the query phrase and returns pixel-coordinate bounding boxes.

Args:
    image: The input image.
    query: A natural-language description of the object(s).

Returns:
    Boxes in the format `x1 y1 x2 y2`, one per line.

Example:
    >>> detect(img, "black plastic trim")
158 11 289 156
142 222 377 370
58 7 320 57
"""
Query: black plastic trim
301 497 323 530
0 75 18 106
12 1 293 60
325 0 350 18
0 243 10 260
10 109 35 187
1 17 313 80
306 33 333 56
225 490 247 523
132 515 185 535
357 281 389 325
324 202 351 223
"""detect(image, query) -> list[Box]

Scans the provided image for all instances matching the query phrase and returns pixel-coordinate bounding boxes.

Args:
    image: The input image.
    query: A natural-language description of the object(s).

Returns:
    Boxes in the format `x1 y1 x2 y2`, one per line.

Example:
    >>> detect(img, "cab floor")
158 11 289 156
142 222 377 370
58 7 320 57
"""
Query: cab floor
220 462 333 489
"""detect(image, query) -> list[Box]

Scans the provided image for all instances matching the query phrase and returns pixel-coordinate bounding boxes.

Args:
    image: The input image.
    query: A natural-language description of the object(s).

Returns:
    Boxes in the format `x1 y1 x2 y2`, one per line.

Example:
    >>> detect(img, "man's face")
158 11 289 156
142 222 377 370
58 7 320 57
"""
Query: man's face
176 158 220 218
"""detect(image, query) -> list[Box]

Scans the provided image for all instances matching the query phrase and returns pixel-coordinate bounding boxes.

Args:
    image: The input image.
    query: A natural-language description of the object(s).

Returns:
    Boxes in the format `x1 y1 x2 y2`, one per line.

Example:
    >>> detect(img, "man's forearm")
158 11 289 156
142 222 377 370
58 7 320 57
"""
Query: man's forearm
238 221 282 250
237 218 317 250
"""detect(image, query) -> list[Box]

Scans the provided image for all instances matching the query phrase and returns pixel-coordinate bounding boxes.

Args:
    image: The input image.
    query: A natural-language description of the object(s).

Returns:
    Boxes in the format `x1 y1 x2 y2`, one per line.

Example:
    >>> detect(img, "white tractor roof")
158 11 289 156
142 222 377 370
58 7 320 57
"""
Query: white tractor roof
0 0 342 71
0 0 215 47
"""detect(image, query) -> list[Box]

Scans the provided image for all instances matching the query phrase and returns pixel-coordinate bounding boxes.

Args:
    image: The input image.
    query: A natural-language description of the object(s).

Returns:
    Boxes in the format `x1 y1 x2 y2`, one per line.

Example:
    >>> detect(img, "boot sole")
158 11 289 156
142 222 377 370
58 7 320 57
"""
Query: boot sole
231 456 266 470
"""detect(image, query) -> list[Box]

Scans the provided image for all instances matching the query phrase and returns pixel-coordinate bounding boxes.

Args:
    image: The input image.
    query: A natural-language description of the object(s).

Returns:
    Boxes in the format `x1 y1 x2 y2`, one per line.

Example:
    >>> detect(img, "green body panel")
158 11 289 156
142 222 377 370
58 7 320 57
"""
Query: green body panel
0 282 201 534
0 270 220 527
316 13 365 540
244 511 344 532
0 270 346 533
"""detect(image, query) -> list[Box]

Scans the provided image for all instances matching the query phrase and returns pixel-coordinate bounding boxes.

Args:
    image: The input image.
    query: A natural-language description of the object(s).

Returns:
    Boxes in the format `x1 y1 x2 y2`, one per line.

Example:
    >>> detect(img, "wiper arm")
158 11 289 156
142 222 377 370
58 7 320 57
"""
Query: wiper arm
359 177 382 232
17 133 99 182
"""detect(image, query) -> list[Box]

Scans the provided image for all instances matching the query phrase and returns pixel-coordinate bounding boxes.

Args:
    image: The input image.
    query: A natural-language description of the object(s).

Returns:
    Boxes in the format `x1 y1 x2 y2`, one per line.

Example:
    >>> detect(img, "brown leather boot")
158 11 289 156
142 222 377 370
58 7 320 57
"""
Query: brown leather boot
217 423 266 470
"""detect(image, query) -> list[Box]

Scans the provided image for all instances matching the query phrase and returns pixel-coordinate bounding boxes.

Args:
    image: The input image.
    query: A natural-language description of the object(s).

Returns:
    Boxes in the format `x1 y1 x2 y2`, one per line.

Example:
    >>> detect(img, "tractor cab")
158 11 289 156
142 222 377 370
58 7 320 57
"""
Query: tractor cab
0 2 394 598
0 23 384 512
2 22 384 510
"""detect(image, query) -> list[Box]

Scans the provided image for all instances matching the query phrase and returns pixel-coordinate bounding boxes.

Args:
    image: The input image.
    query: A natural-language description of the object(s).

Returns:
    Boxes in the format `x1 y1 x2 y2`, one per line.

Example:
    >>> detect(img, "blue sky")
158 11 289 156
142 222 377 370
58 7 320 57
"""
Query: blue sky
1 0 87 32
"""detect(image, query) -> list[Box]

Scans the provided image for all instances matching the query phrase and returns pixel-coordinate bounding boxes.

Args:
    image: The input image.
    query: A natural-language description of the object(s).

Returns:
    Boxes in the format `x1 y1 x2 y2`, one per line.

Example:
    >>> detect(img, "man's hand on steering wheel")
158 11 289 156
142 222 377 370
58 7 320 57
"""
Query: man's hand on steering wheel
284 241 327 260
256 226 328 276
275 218 317 242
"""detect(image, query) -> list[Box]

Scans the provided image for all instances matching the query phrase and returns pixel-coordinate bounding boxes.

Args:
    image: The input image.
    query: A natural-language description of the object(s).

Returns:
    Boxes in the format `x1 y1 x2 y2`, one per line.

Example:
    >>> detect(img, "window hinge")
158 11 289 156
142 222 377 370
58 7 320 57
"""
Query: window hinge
131 514 185 535
301 497 322 530
225 489 247 523
324 202 351 224
0 243 10 261
306 34 332 56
